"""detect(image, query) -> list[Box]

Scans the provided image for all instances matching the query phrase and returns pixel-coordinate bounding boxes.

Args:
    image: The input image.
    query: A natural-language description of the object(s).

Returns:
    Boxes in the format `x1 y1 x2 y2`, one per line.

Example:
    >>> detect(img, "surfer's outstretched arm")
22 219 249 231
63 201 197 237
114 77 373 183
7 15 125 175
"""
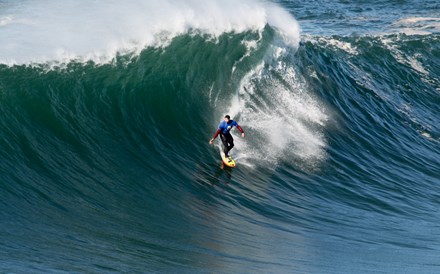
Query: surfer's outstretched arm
209 129 221 144
236 125 245 138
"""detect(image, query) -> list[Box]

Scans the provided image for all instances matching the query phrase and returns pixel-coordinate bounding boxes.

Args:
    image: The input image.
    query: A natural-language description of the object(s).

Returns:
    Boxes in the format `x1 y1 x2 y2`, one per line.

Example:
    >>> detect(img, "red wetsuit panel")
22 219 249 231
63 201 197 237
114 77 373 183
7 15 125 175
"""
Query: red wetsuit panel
212 129 221 139
236 125 244 133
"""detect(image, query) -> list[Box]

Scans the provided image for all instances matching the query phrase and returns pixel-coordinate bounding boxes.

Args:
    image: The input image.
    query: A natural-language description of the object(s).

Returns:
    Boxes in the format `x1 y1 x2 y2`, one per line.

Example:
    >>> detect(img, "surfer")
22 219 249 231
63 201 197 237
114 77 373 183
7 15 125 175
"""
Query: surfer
209 115 245 158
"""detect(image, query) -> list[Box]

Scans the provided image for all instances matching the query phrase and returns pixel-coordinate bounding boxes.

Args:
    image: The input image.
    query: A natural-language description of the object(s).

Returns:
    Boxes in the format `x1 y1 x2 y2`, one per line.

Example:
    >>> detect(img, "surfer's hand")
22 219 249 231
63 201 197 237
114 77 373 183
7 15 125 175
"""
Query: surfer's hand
242 133 245 138
209 138 214 144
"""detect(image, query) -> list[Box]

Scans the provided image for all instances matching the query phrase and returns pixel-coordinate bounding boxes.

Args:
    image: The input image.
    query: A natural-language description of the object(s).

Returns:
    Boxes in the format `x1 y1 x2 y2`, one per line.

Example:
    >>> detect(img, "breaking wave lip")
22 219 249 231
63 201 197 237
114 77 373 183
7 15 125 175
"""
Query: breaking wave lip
0 0 300 65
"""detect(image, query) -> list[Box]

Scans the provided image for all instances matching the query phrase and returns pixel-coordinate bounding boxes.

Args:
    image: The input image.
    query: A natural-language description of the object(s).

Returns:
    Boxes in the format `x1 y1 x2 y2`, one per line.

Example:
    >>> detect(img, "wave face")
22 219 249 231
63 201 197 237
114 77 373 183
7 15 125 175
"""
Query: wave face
1 0 439 273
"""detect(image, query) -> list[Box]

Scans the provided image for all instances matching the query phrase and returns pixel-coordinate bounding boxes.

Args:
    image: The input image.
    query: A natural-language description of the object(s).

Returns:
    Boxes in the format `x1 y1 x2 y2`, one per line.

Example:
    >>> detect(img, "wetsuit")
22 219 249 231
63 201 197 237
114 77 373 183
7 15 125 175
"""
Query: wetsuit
212 120 244 157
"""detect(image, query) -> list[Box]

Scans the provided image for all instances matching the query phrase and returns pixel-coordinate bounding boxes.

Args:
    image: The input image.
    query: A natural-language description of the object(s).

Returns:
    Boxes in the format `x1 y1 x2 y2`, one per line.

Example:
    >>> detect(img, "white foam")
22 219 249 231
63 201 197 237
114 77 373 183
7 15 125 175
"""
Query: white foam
0 0 299 65
0 15 13 26
390 17 440 35
304 35 359 55
394 17 440 25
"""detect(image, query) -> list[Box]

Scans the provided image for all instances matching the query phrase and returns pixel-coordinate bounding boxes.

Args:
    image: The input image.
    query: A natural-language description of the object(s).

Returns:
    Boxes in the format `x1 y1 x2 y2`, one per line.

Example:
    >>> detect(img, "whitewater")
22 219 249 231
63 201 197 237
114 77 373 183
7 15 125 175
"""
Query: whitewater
0 0 299 64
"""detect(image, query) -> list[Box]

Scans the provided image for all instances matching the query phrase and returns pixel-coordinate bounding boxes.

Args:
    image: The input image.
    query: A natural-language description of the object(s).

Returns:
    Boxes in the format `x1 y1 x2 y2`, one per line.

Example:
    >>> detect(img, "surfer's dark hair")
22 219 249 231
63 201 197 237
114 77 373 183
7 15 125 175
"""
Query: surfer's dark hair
225 115 230 119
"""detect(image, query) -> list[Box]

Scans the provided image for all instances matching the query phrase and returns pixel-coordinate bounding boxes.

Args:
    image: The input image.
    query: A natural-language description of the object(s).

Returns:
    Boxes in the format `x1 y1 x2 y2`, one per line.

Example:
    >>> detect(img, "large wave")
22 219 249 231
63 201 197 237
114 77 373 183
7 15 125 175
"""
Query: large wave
1 1 440 272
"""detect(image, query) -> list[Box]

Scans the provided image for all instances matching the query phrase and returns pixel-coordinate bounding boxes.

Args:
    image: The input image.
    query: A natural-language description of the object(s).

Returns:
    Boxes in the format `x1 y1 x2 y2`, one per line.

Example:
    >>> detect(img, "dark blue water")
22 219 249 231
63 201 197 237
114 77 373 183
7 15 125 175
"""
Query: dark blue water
1 0 439 273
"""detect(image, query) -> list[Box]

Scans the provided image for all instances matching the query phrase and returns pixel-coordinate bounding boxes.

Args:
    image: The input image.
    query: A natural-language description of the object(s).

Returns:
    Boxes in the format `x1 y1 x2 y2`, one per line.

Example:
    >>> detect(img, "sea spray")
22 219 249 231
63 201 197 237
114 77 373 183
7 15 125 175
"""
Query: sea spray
0 0 299 65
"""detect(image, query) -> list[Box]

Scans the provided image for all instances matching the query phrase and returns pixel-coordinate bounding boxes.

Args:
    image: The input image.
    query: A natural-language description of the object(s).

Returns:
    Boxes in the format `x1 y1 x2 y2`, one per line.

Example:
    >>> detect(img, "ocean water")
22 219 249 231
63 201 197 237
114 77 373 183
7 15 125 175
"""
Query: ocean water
0 0 439 273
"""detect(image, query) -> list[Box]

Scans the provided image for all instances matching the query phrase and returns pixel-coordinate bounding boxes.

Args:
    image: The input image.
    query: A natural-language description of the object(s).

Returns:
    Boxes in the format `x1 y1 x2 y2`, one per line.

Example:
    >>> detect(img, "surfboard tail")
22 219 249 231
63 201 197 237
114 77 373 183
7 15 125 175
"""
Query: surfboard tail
220 152 236 167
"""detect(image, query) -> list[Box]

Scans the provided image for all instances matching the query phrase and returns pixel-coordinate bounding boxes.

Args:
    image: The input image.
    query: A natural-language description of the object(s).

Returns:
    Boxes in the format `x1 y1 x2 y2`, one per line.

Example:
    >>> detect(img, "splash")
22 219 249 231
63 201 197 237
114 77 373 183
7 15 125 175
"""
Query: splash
227 58 328 168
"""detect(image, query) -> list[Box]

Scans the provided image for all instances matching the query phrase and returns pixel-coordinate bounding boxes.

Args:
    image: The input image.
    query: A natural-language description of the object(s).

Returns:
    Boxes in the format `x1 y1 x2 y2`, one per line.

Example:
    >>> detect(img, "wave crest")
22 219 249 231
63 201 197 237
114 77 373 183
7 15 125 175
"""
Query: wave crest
0 0 299 65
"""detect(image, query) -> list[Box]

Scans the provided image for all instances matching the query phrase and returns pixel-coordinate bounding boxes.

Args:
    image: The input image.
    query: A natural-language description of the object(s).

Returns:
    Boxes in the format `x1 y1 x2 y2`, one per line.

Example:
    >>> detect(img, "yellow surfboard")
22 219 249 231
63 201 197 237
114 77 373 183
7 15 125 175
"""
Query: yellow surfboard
221 152 236 168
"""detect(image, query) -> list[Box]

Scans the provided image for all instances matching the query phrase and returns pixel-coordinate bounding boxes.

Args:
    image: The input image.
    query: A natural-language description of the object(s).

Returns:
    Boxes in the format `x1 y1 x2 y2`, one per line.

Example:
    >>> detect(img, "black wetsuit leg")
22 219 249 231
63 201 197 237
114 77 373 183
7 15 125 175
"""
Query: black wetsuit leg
220 133 234 157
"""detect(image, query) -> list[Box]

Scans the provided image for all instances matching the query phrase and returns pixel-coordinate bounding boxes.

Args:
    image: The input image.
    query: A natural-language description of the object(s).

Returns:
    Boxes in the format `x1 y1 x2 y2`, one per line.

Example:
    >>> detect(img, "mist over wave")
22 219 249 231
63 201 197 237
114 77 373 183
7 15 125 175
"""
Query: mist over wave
0 0 299 65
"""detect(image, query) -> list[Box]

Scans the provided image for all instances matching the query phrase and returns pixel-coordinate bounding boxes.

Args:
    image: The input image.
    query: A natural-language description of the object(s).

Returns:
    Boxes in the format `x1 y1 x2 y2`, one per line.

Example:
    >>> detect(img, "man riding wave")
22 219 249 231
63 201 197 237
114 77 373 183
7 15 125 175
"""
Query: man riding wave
209 115 245 159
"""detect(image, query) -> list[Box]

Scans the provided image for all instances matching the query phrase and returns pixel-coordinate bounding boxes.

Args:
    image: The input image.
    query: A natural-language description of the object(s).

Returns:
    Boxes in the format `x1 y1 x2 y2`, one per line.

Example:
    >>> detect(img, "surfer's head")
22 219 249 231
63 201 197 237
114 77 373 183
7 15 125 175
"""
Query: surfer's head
224 115 230 122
